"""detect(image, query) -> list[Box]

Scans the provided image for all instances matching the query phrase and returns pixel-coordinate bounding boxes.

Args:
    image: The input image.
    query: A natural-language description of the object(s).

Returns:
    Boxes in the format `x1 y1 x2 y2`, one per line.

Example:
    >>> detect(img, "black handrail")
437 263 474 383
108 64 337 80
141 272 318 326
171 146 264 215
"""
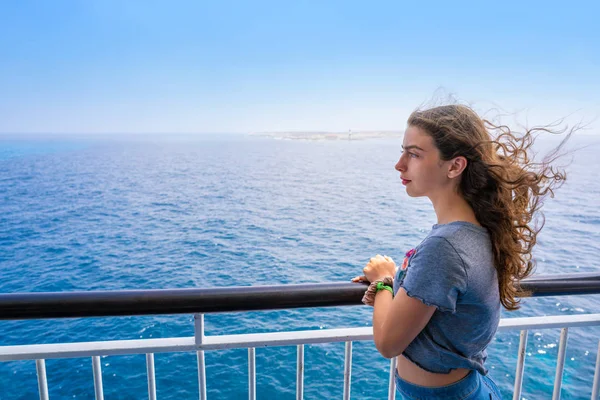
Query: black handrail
0 273 599 320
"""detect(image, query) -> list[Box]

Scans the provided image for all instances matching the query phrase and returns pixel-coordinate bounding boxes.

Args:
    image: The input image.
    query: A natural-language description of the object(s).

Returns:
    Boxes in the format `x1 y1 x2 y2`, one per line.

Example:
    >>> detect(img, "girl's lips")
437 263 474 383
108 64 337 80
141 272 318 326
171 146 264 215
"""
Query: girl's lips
402 178 411 185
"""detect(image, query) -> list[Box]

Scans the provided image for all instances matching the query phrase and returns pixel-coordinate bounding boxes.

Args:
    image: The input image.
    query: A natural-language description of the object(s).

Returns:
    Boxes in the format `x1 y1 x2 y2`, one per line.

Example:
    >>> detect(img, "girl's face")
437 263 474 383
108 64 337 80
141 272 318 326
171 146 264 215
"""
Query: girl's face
394 125 452 199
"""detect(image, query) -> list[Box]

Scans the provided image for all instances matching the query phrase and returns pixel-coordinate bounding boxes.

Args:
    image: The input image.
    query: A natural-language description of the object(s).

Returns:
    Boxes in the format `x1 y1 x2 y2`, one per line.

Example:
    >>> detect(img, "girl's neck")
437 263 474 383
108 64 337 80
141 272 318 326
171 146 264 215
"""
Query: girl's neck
430 189 480 226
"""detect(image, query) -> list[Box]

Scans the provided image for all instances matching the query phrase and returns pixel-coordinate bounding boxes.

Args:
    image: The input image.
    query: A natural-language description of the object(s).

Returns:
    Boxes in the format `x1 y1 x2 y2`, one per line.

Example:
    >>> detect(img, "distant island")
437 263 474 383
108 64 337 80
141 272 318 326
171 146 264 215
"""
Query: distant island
249 130 404 141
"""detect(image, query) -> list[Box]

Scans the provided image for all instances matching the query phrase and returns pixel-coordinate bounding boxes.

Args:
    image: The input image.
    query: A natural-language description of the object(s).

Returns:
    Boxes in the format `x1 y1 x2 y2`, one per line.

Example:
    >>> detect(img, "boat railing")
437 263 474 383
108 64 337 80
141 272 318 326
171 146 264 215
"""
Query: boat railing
1 273 599 400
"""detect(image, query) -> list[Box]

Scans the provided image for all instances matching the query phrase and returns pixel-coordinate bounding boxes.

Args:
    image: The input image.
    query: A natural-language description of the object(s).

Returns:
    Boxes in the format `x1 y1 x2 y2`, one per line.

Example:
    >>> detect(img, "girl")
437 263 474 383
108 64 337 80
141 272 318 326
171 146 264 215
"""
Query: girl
353 104 569 399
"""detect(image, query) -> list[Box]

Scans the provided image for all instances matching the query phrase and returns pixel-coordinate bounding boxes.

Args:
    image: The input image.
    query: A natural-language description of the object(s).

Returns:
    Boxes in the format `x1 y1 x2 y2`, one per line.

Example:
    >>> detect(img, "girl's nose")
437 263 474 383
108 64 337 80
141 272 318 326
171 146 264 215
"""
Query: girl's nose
395 156 405 172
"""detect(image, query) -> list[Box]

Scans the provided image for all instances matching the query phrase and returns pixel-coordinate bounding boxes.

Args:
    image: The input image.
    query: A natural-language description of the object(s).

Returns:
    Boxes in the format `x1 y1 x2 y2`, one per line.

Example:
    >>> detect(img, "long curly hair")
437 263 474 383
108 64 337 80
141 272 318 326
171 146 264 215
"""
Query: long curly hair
408 104 572 310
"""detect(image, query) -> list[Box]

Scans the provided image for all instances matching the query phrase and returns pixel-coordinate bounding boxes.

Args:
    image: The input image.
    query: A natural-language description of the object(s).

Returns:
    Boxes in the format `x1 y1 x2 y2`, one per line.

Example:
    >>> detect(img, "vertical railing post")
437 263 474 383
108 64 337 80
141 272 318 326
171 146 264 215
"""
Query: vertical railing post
343 341 352 400
388 356 397 400
591 340 600 400
296 344 304 400
195 313 207 400
146 353 157 400
552 328 569 400
248 348 256 400
512 330 528 400
92 356 104 400
36 359 49 400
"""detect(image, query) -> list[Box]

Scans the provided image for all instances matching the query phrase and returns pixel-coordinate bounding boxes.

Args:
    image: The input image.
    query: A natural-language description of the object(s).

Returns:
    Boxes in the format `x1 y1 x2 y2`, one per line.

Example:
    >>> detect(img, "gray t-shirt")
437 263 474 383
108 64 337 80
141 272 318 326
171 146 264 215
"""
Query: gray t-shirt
393 221 501 375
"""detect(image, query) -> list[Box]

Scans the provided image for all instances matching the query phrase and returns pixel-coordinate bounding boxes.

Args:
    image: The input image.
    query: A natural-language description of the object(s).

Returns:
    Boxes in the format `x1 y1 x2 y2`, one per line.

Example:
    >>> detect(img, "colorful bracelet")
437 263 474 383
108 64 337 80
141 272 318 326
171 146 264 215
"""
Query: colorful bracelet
376 281 394 295
362 276 394 306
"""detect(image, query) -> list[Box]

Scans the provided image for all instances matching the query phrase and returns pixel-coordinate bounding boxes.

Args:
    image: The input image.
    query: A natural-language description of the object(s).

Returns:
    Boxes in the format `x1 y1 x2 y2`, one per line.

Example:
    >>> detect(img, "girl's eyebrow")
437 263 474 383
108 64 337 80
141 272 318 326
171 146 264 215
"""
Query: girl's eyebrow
402 145 426 152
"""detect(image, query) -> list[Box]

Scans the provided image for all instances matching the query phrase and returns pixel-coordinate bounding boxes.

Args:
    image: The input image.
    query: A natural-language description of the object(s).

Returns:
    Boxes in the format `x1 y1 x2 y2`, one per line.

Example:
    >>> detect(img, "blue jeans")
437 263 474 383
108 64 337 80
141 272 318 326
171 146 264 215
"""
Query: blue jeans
395 369 503 400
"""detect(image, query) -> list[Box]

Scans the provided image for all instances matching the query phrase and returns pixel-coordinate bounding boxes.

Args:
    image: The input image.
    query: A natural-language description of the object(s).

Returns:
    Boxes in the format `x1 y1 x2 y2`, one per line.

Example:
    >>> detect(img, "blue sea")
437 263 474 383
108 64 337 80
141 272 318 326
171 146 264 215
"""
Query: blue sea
0 133 599 399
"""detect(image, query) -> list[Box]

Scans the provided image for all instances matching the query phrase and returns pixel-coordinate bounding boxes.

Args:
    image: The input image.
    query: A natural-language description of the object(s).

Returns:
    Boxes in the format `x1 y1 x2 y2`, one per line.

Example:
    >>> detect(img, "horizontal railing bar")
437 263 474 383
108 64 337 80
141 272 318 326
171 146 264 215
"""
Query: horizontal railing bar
1 314 599 362
204 327 375 350
523 272 600 282
0 274 599 320
0 327 372 361
0 337 195 361
0 283 360 320
522 279 600 296
498 313 600 331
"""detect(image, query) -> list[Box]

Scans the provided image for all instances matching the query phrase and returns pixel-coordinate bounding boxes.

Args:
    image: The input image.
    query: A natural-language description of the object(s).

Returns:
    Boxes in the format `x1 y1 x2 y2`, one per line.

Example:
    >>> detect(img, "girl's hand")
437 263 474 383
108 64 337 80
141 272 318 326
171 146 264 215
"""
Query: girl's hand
351 255 395 283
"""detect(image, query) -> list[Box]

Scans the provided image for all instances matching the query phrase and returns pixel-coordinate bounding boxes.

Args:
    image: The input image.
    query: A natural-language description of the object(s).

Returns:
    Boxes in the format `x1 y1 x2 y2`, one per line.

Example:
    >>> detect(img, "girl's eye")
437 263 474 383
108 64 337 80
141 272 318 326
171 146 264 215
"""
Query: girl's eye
400 150 419 159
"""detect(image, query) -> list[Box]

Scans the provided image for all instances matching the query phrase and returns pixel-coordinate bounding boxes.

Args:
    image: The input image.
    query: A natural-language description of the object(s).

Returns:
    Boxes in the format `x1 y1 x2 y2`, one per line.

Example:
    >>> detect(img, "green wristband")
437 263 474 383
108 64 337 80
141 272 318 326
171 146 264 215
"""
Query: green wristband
375 281 394 295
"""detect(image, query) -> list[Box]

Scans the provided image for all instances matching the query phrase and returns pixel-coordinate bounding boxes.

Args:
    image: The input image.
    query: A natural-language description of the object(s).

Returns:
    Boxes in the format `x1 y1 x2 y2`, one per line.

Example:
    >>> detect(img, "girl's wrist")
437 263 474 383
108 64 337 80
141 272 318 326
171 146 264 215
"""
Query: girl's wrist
370 275 391 282
361 276 394 306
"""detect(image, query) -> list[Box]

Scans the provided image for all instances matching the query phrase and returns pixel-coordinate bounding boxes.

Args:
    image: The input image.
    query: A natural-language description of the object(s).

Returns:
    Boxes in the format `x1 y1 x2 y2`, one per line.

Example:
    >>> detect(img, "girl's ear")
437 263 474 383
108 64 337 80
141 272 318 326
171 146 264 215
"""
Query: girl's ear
447 156 468 179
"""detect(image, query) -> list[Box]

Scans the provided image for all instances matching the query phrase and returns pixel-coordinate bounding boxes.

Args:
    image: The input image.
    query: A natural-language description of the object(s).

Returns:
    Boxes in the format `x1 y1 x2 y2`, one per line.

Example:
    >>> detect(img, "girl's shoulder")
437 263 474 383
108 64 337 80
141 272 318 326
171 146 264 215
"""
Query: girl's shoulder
417 221 491 260
430 221 489 236
426 222 489 246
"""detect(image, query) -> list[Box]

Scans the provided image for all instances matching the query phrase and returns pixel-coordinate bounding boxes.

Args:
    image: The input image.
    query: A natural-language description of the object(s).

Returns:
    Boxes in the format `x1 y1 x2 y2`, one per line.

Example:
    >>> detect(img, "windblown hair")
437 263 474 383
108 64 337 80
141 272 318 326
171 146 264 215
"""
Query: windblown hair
408 104 572 310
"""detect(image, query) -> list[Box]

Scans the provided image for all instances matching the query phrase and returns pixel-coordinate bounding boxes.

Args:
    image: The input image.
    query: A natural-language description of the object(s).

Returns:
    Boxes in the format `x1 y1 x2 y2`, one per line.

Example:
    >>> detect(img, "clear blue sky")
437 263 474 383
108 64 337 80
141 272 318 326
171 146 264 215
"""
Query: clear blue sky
1 0 598 134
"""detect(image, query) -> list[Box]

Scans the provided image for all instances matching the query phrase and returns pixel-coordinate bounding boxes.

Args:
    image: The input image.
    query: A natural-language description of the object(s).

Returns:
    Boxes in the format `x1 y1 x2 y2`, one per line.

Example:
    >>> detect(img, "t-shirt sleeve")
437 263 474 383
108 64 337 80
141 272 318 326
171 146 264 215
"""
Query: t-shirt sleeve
400 236 467 313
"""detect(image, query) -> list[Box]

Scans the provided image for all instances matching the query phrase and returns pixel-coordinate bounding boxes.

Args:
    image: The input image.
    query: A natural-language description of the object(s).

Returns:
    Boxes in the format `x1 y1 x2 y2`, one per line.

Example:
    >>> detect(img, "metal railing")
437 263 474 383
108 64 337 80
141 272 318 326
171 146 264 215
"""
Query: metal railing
0 273 600 400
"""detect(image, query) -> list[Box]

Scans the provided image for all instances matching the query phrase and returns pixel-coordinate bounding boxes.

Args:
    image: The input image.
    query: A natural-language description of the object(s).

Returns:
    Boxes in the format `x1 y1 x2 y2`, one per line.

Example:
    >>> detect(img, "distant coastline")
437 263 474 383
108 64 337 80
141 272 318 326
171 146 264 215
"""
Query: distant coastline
249 130 404 141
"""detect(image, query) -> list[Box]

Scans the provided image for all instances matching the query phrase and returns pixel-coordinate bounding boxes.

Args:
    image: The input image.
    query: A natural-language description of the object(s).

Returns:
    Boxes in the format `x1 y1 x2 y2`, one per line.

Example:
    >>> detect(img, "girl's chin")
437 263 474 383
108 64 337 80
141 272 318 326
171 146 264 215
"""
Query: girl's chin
404 188 424 198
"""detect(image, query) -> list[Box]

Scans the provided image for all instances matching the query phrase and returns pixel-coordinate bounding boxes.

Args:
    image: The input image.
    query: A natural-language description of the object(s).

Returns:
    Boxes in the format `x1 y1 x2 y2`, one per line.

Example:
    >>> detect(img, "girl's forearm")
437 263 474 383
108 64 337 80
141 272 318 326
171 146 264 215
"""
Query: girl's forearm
372 290 394 357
